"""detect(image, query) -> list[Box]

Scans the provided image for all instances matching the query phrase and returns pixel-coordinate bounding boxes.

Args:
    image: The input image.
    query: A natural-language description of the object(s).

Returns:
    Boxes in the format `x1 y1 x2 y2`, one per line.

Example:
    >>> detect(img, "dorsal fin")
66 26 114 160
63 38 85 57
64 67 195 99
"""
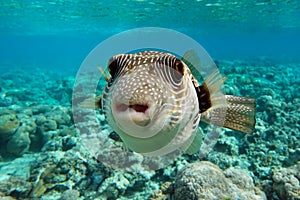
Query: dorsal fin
196 70 226 113
182 50 203 82
98 66 110 82
182 50 225 113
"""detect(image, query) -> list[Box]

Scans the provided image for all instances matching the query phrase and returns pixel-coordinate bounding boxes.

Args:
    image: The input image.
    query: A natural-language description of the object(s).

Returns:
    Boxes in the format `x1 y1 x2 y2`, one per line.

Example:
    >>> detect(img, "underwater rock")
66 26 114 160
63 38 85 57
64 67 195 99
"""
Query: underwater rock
58 126 78 137
35 117 58 148
265 72 275 81
31 105 52 114
41 130 59 144
17 112 42 151
28 150 107 199
38 119 58 132
6 125 31 156
60 189 80 200
224 167 266 196
97 173 130 199
61 136 78 151
0 94 15 107
35 106 72 129
207 131 254 170
45 107 72 127
46 77 74 105
0 175 32 199
94 165 157 199
0 110 20 142
257 95 273 112
18 116 37 135
29 152 64 198
41 136 63 152
0 153 38 180
41 134 79 152
272 162 300 200
0 196 16 200
174 161 266 200
149 181 173 200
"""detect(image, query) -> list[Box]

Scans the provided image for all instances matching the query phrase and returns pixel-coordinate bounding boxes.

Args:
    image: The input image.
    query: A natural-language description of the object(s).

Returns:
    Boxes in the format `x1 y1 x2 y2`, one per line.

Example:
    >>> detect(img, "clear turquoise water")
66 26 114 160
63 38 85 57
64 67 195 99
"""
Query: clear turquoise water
0 1 300 199
0 0 299 74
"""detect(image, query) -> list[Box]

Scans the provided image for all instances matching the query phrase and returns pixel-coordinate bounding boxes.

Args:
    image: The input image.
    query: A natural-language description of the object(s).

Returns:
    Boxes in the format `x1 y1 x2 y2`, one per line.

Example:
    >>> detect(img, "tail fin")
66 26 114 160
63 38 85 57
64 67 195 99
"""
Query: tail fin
202 95 256 134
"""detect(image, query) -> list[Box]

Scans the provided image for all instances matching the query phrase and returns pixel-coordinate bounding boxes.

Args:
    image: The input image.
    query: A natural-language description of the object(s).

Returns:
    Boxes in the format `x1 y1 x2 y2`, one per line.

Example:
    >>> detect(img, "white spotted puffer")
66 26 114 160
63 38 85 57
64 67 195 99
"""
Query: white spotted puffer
96 51 256 156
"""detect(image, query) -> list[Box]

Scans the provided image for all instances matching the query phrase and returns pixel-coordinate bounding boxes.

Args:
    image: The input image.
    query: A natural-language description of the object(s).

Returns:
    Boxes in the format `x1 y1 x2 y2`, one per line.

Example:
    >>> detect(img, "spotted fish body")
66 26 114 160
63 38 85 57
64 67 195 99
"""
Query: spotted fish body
97 51 256 156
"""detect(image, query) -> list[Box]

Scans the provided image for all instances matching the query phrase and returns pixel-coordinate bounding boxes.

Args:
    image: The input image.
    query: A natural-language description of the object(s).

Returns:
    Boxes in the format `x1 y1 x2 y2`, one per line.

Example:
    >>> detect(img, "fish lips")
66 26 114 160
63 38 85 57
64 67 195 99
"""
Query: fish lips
113 101 152 127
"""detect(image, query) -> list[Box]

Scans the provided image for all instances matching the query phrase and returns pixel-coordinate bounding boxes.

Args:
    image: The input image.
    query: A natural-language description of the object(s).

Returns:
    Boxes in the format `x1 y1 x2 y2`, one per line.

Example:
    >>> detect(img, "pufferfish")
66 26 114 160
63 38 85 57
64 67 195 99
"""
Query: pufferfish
84 51 256 156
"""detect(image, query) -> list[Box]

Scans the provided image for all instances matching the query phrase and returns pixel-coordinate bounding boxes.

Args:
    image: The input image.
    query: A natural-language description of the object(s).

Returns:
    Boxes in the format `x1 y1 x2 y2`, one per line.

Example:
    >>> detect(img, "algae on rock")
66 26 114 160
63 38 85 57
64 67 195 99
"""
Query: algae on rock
6 126 31 156
0 110 20 141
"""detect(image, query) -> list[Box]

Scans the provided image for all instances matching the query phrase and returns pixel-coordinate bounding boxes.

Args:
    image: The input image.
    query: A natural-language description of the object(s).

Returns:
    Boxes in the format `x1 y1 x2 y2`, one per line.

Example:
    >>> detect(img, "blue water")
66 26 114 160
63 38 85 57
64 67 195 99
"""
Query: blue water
0 1 300 199
0 0 300 74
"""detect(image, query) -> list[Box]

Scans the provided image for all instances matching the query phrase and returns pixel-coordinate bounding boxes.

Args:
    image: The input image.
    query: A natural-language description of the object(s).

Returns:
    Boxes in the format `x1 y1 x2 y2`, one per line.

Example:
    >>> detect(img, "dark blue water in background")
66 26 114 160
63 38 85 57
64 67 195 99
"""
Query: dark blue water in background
0 0 299 75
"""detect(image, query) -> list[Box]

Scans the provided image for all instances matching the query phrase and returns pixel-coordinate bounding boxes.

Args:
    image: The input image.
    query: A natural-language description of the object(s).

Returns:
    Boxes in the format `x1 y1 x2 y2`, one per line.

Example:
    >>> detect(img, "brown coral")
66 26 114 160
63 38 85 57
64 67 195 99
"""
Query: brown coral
0 110 20 141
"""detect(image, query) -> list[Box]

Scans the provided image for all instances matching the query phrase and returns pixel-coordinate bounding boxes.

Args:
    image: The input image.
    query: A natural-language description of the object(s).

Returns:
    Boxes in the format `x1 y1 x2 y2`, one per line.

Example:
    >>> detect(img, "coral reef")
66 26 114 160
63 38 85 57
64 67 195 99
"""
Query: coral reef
0 110 20 142
6 126 31 156
149 181 173 200
0 176 32 199
0 59 299 199
60 189 80 200
0 102 74 158
174 161 266 200
271 162 300 200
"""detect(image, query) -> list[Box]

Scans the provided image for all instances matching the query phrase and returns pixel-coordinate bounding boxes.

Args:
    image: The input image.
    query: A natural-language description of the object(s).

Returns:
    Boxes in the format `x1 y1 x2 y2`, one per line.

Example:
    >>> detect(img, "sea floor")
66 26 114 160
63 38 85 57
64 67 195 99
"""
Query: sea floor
0 58 299 200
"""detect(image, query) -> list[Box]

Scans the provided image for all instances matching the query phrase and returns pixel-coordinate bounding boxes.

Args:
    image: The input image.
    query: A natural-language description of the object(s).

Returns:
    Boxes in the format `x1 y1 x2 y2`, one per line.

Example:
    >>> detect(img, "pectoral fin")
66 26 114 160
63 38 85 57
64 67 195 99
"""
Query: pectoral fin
80 95 102 109
184 128 203 155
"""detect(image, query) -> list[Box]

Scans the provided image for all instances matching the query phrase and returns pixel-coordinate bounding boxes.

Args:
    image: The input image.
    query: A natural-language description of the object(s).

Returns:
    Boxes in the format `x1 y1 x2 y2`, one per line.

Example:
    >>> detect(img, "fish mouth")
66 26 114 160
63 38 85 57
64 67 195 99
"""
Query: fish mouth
116 103 149 113
113 102 151 126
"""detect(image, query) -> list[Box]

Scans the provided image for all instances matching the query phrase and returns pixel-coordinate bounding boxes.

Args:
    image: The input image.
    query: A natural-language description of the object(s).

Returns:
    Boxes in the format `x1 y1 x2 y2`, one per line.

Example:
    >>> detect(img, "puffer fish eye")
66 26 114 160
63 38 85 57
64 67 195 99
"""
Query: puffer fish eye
174 59 184 75
162 56 185 85
171 58 185 84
